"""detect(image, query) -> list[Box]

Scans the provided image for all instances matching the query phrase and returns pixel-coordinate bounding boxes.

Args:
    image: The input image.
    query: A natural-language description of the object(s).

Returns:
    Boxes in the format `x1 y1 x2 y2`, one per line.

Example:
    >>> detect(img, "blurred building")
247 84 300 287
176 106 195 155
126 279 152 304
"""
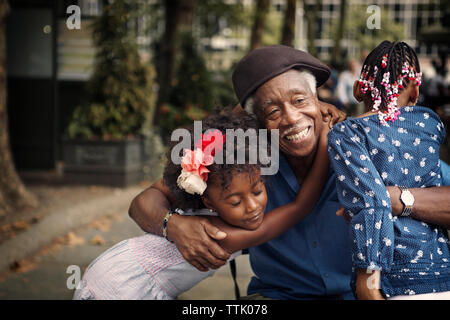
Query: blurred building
295 0 444 61
201 0 444 70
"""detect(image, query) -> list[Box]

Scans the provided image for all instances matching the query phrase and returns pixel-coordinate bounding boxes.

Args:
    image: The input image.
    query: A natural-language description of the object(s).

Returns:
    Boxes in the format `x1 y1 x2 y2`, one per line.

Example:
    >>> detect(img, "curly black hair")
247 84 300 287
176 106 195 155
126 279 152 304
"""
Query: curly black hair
163 108 268 211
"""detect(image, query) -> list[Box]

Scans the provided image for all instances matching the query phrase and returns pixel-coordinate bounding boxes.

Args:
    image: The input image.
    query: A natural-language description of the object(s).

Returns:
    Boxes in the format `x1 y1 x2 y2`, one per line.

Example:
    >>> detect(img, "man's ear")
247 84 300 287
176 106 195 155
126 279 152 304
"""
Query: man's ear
353 80 364 102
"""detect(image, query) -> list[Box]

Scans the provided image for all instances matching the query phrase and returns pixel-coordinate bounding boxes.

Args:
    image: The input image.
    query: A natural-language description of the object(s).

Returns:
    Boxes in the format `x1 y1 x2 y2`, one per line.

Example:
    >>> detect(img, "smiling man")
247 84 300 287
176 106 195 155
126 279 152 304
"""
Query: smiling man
129 45 450 300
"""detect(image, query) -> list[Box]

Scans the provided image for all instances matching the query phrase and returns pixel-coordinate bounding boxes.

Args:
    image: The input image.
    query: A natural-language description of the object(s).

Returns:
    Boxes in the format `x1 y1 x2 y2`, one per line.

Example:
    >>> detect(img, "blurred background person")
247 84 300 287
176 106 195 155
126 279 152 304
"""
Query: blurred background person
336 58 362 115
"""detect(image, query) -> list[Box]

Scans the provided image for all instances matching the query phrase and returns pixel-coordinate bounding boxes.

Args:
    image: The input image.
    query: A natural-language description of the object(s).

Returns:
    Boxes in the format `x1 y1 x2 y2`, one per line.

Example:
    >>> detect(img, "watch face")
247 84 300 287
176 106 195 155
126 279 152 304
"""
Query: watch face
401 190 415 206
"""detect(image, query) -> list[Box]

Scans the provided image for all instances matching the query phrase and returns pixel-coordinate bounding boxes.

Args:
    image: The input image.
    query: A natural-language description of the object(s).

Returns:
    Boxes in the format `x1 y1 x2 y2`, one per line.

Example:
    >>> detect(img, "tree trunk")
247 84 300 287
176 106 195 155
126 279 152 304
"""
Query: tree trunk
0 0 37 216
331 0 346 65
154 0 197 124
249 0 270 51
303 0 321 56
281 0 296 47
154 0 181 122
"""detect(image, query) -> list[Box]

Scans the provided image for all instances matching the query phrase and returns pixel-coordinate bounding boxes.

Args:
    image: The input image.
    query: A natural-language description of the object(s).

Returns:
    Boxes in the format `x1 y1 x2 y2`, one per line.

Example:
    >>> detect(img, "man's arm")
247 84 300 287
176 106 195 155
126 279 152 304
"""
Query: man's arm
388 186 450 229
129 179 231 271
128 180 171 236
388 160 450 229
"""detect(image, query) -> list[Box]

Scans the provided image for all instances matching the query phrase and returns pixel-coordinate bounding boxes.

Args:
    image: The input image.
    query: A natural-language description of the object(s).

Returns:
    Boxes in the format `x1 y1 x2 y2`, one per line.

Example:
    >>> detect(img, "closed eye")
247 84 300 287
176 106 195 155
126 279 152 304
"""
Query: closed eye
230 201 241 207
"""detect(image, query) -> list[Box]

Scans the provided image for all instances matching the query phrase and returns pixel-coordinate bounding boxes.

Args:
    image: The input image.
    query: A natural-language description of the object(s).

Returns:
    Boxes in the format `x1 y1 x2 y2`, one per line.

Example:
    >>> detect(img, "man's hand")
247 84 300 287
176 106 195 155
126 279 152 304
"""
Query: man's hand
336 207 352 224
319 101 347 129
166 214 231 272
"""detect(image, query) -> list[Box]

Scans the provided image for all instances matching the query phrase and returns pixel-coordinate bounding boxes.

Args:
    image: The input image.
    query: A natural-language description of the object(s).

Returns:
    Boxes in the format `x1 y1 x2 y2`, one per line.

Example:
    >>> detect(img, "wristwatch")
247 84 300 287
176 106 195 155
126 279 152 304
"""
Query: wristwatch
399 186 414 217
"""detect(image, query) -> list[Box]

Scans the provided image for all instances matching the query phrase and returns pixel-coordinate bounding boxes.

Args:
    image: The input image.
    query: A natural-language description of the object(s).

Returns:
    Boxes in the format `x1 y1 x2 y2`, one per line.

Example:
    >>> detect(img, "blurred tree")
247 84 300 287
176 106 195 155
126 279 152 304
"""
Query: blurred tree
154 0 248 131
330 0 346 66
281 0 296 47
303 0 322 57
261 5 283 46
250 0 270 50
0 0 37 216
196 0 247 39
158 33 213 138
67 0 155 140
154 0 197 124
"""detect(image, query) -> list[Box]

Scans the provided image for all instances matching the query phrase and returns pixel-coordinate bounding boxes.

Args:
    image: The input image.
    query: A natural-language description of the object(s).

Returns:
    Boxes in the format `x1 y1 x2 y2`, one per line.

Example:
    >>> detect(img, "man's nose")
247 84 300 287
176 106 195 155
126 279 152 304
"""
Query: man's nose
281 103 300 126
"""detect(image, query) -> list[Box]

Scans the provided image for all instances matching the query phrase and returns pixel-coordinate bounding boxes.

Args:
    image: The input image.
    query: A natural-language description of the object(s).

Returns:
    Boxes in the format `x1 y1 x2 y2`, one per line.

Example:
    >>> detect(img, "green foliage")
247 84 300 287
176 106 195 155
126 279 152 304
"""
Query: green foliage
210 65 239 109
67 0 155 140
197 0 248 39
261 6 283 46
157 33 214 137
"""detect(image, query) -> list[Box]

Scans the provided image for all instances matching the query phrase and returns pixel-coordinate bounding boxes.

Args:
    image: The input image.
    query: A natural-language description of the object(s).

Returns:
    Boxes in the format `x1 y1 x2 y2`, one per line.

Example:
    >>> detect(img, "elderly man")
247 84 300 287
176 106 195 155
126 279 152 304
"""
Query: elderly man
129 45 450 300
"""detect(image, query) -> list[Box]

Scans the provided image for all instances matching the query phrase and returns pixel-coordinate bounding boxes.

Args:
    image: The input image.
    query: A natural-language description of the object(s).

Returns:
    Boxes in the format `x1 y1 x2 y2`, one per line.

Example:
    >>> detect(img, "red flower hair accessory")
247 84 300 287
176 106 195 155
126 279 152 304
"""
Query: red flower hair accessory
177 130 225 195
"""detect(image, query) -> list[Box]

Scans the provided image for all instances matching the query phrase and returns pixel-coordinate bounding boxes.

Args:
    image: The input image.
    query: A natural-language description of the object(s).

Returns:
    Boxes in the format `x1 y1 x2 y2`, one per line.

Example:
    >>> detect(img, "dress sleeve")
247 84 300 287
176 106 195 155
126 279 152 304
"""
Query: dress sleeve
327 123 395 272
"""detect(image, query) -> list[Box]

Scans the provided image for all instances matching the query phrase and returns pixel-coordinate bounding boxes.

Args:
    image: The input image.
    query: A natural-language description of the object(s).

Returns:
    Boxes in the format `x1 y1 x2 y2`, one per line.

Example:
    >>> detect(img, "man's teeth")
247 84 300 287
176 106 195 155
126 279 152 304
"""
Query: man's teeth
285 128 309 141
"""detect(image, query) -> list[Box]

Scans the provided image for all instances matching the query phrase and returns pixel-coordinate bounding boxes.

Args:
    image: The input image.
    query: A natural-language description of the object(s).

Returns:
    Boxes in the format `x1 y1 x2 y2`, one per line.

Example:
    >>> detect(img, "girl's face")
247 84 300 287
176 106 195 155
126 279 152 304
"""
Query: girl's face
203 170 267 230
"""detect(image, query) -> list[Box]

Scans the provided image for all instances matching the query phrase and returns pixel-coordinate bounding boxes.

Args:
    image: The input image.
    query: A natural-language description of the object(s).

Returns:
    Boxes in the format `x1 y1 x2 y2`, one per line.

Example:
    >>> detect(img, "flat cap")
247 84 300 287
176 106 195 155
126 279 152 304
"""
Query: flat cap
232 45 331 105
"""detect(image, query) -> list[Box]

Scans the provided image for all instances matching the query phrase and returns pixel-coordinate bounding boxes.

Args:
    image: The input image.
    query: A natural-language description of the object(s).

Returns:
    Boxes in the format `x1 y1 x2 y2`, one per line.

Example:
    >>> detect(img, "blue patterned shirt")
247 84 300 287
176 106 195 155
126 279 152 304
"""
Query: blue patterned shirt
327 106 450 298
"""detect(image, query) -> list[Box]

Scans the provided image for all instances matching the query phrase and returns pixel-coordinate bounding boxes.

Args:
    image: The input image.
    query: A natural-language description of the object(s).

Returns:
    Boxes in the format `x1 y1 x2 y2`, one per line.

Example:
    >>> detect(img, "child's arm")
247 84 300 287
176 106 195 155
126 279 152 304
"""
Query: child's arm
207 125 331 254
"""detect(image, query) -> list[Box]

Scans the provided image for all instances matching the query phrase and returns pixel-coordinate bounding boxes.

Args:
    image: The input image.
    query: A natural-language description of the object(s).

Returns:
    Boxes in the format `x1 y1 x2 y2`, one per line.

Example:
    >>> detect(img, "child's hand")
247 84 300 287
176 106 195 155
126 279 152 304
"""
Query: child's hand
319 101 347 128
336 206 352 224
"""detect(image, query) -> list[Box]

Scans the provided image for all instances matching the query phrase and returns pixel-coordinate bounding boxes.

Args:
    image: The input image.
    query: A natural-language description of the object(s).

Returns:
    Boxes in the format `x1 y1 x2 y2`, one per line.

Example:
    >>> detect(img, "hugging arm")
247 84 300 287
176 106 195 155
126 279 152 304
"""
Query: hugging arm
208 125 331 253
387 161 450 229
129 104 344 272
129 180 231 272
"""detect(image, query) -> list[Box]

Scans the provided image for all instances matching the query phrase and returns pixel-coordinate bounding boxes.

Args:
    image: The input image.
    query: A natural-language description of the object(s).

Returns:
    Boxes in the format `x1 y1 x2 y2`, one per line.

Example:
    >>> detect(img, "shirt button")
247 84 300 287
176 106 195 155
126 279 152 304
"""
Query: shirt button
312 241 318 248
324 273 329 278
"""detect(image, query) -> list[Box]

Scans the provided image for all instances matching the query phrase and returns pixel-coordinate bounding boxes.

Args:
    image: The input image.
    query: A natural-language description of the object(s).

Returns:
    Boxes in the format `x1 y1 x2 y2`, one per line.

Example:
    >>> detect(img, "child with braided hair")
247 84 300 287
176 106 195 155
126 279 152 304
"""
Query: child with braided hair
74 109 331 300
328 40 450 300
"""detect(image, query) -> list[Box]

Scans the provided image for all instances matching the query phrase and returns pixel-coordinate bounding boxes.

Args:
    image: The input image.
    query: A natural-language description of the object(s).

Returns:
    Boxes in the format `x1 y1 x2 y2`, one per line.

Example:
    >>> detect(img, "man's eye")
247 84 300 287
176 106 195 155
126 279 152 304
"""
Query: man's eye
253 190 262 196
266 109 280 118
230 201 241 207
295 98 304 104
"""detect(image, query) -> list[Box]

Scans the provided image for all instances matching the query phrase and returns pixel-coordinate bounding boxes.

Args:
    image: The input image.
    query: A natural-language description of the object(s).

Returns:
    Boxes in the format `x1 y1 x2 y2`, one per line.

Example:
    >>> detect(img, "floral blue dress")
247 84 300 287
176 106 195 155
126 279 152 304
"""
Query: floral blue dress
327 106 450 298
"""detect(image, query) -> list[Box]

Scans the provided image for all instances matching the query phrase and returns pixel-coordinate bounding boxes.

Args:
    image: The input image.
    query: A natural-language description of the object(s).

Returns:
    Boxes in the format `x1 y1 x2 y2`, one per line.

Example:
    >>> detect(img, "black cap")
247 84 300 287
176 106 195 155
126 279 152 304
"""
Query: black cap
232 45 331 105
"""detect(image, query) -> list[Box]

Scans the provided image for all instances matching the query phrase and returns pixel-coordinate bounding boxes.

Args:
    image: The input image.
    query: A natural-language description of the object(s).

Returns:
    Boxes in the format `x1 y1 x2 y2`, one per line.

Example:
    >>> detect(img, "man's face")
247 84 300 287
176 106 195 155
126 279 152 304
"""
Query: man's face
253 69 323 158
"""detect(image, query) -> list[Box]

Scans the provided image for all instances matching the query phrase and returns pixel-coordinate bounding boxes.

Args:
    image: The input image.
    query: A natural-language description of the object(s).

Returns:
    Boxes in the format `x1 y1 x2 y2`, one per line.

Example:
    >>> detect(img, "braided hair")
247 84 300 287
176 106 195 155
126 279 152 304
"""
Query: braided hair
359 41 422 124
